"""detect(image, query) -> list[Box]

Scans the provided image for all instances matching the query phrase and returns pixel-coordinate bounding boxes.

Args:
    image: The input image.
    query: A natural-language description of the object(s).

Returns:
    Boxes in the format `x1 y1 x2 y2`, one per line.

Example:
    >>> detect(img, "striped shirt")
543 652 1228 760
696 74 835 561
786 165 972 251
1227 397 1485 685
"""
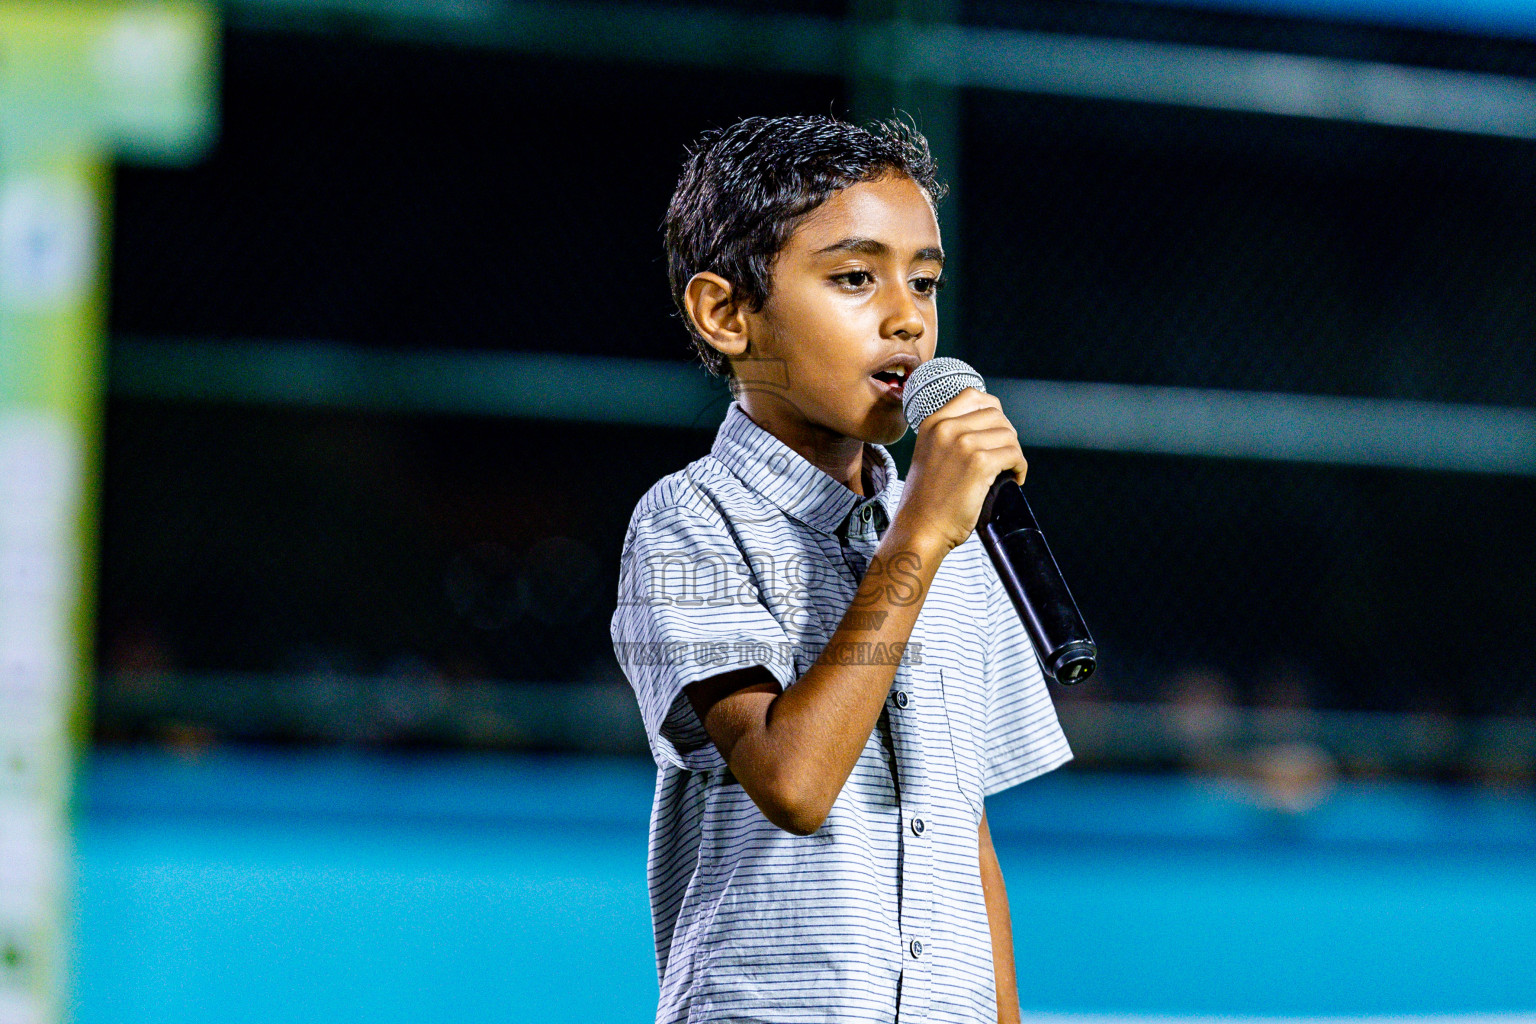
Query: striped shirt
610 400 1073 1024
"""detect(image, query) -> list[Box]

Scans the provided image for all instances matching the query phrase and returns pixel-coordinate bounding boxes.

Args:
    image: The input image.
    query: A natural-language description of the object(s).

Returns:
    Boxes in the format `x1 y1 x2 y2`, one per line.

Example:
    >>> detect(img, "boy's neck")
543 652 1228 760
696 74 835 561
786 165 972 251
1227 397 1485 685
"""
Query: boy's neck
797 435 872 498
737 401 872 496
829 446 873 497
849 451 872 498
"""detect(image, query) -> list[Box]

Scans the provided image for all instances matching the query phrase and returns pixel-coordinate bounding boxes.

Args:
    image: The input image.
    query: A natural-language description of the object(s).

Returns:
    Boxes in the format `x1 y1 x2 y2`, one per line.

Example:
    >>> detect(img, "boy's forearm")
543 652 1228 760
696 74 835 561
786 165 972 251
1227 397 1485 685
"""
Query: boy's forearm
980 809 1021 1024
728 522 948 834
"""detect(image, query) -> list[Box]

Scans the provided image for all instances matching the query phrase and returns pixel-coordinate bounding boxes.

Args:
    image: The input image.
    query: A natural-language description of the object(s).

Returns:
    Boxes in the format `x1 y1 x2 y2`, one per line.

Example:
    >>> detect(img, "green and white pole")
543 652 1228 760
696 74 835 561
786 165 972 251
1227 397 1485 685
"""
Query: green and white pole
0 5 215 1021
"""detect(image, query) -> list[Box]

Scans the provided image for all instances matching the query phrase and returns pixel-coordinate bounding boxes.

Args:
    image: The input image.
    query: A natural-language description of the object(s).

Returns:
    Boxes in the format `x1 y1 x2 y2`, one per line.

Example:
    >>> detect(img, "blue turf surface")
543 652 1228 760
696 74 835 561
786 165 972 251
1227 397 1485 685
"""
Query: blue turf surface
71 747 1536 1022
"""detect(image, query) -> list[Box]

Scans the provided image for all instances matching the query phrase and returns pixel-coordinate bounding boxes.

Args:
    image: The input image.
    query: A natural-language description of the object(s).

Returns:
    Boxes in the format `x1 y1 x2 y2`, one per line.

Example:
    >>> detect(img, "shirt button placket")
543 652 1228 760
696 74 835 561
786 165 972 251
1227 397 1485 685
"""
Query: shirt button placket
890 674 932 1023
843 505 877 579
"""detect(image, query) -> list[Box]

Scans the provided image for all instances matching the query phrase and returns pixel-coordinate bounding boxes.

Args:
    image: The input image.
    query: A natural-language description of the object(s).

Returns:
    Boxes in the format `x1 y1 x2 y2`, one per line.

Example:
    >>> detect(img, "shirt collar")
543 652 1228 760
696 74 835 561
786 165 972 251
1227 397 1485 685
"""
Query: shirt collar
711 400 900 537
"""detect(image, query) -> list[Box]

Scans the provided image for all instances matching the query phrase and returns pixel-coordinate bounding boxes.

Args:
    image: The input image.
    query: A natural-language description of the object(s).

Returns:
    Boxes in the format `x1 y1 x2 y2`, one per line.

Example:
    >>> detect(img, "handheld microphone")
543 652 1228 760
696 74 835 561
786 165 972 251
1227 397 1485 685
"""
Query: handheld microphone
901 357 1097 685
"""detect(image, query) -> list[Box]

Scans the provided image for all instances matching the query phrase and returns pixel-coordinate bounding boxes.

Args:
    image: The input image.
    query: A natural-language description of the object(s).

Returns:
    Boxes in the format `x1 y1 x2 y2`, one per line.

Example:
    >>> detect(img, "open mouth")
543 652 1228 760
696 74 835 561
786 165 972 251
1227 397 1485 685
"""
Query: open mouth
870 369 906 397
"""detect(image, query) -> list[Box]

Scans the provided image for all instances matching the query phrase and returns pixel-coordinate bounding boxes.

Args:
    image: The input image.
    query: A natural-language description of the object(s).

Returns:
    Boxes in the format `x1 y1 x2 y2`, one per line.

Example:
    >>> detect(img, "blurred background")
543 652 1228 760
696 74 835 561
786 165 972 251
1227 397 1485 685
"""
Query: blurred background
4 0 1536 1021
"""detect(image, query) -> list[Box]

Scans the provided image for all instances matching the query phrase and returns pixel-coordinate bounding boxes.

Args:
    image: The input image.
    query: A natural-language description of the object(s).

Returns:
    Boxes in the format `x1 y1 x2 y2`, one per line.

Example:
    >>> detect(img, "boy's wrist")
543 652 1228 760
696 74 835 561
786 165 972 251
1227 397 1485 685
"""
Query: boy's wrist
879 520 952 571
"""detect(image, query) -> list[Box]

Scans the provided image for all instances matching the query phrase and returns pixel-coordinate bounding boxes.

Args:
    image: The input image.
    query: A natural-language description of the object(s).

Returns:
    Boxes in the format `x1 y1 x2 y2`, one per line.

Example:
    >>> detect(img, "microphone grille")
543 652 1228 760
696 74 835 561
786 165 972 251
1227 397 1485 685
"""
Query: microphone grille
901 356 987 430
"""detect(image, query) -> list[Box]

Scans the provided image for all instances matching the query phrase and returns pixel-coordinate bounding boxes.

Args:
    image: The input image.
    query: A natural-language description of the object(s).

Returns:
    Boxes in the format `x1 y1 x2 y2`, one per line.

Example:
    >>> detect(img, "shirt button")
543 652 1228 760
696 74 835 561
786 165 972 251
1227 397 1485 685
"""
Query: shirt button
910 939 924 959
893 690 909 709
911 816 925 836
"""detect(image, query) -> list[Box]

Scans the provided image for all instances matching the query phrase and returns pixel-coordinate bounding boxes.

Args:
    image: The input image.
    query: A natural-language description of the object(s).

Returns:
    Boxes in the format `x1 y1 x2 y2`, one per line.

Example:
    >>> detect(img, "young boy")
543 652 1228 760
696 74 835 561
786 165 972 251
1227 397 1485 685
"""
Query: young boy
610 114 1073 1024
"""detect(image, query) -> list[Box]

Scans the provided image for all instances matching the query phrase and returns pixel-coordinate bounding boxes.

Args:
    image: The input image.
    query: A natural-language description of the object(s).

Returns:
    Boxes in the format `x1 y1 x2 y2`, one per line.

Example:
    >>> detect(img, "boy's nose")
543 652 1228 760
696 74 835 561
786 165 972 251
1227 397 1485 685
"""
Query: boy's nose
883 292 925 341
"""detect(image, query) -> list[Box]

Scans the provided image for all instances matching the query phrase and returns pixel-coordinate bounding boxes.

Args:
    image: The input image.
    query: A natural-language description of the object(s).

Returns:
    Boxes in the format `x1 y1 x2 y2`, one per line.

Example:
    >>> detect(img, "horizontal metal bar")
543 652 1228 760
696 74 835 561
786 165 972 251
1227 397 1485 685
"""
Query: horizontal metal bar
91 670 650 754
228 0 847 77
1055 699 1536 774
109 337 728 427
229 0 1536 140
1114 0 1536 42
93 668 1536 780
988 377 1536 475
110 338 1536 475
914 22 1536 139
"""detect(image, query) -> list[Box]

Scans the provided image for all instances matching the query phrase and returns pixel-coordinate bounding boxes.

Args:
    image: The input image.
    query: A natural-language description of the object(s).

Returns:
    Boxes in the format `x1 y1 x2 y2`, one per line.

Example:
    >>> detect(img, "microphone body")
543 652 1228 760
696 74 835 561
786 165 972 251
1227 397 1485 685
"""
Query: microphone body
976 474 1097 684
901 357 1097 685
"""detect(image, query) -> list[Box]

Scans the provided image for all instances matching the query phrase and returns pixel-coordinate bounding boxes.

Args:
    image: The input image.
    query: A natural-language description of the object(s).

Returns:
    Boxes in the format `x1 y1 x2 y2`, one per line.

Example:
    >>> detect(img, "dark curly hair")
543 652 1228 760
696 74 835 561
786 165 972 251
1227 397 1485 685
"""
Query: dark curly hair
664 114 947 380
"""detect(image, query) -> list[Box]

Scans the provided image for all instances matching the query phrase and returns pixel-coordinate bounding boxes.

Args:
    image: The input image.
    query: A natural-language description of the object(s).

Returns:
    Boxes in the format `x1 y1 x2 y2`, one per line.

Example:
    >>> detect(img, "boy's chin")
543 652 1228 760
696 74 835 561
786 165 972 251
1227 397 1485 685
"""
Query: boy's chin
863 408 911 446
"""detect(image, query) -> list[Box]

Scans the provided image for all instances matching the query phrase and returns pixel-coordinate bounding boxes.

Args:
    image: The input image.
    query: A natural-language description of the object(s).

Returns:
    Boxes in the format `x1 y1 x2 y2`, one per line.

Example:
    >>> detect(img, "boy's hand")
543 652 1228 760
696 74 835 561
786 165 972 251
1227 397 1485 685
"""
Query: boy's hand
895 387 1028 555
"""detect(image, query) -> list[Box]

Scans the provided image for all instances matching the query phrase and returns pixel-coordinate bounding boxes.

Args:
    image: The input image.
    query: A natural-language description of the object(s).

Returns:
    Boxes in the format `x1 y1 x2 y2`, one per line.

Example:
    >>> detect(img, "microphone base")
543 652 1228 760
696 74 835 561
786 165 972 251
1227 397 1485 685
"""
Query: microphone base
1046 640 1097 685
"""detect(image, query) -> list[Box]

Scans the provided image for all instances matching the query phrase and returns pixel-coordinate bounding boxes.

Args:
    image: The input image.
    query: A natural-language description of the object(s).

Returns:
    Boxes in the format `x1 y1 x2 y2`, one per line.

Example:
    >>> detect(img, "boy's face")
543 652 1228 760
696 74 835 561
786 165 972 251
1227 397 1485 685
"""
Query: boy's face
734 172 943 452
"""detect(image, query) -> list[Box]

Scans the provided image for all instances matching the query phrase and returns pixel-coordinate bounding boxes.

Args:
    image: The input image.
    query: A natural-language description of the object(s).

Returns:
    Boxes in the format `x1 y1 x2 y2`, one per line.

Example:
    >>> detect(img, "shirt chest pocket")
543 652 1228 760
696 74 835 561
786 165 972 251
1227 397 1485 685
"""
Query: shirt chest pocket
936 663 988 821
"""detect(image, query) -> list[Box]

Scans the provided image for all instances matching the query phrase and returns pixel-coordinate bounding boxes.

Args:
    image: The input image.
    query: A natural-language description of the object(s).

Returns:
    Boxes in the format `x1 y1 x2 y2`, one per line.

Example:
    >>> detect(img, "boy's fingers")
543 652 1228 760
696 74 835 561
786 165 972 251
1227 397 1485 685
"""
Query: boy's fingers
1000 449 1029 487
923 410 1014 447
961 426 1020 451
973 437 1028 483
919 386 994 426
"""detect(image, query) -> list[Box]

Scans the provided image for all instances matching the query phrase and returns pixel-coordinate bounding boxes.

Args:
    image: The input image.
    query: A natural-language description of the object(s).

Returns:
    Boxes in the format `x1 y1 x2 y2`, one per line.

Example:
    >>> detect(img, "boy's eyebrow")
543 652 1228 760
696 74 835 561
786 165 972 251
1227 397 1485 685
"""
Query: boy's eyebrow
812 237 946 265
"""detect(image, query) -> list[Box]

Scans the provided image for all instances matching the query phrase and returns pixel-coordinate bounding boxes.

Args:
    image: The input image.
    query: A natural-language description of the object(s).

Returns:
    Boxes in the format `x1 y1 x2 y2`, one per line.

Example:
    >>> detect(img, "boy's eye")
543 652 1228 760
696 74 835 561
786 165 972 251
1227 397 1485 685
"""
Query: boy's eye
834 270 873 289
912 276 945 295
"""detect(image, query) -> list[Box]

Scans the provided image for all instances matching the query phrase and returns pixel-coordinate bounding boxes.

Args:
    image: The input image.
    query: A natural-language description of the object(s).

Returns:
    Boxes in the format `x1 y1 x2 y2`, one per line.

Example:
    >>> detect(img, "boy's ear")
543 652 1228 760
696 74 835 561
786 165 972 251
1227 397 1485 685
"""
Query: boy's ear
683 272 750 360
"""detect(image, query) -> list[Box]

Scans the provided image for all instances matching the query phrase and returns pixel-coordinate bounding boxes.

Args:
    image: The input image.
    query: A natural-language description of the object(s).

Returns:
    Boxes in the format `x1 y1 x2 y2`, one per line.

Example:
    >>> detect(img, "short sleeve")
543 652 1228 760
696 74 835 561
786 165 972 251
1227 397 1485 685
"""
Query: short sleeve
981 556 1074 796
611 505 799 772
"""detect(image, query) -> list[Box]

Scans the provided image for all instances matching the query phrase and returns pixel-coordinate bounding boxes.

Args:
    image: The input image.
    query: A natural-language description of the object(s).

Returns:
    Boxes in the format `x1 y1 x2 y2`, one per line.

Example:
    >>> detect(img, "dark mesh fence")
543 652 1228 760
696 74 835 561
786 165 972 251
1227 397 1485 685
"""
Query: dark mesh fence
961 90 1536 405
99 6 1536 776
